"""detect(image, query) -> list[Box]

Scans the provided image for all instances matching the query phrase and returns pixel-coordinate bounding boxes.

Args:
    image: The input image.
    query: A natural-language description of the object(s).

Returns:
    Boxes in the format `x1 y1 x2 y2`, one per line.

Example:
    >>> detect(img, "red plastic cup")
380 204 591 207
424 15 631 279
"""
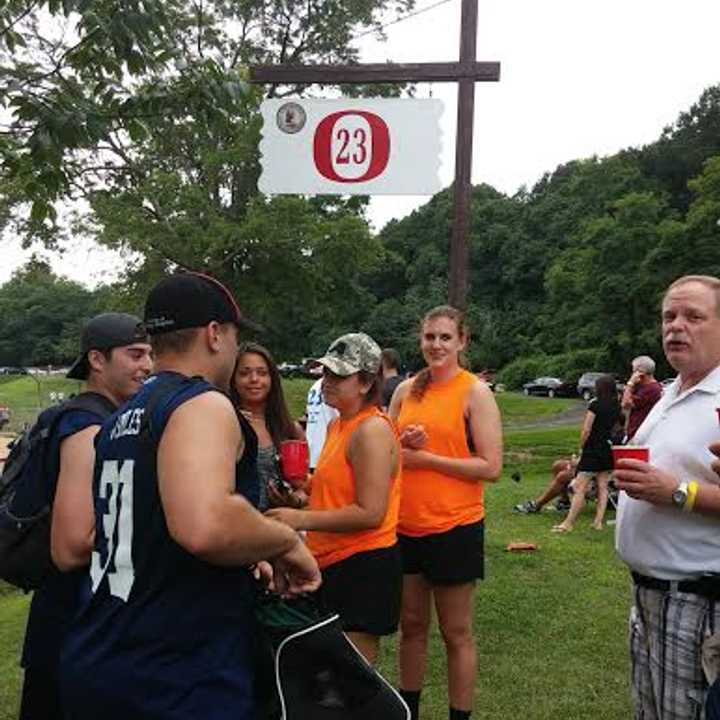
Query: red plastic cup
611 445 649 467
279 440 309 488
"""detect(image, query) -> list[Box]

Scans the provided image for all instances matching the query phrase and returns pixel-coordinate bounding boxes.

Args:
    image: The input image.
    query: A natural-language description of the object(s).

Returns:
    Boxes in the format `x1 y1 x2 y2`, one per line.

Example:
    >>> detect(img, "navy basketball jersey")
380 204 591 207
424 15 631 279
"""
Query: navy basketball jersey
61 372 258 720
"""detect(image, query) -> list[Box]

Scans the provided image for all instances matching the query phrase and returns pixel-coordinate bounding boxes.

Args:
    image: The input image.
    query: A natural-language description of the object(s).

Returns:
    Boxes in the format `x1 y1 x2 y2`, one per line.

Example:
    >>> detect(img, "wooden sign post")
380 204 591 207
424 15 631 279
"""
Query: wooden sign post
250 0 500 309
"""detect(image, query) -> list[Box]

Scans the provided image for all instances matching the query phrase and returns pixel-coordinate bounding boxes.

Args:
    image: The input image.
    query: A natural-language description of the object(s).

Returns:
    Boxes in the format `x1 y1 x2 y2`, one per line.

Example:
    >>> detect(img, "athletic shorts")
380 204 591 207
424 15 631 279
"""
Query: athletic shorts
317 545 402 636
398 520 484 586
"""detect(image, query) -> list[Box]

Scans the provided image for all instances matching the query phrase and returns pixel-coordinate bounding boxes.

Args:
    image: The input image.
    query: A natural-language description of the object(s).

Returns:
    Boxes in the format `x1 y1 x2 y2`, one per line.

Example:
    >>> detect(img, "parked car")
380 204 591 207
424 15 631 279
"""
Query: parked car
0 366 28 375
576 372 625 401
302 361 323 378
522 377 576 398
278 362 303 379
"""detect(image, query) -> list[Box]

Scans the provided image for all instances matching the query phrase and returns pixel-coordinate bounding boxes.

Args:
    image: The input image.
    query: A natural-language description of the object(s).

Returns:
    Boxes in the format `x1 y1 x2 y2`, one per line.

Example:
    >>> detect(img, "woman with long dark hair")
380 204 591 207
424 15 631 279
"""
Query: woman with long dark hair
230 342 305 511
552 374 621 533
388 305 502 720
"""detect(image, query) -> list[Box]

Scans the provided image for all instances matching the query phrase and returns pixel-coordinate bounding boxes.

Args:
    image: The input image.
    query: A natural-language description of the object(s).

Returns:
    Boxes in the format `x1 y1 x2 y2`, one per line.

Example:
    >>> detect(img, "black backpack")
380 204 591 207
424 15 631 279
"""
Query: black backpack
0 392 116 591
255 592 410 720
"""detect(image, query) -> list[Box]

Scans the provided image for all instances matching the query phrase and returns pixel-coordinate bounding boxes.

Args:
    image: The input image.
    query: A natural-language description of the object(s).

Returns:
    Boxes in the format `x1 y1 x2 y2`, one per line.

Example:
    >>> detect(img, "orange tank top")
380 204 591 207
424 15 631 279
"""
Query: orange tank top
397 368 483 536
306 406 401 570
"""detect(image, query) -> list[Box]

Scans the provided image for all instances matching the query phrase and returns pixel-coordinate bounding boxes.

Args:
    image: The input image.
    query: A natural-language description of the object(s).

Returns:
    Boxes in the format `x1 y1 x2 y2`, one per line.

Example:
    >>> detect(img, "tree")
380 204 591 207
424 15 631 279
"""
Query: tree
0 0 413 229
645 154 720 284
542 191 674 368
639 86 720 212
0 257 101 365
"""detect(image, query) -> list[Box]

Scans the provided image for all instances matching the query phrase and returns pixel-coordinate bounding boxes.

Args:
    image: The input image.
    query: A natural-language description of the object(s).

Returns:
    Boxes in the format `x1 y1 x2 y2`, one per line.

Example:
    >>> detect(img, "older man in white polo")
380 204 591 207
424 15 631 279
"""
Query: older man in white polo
615 274 720 719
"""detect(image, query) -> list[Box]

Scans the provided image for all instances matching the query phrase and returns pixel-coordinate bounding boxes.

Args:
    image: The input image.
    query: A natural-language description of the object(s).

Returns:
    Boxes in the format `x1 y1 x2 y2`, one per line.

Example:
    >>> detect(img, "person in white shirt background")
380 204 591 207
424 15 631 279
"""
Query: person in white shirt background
305 377 338 471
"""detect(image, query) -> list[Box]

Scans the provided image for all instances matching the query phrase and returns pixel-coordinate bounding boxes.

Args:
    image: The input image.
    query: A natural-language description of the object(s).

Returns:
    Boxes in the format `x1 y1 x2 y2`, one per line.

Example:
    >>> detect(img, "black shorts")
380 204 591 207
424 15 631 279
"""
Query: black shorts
316 545 402 636
398 520 484 586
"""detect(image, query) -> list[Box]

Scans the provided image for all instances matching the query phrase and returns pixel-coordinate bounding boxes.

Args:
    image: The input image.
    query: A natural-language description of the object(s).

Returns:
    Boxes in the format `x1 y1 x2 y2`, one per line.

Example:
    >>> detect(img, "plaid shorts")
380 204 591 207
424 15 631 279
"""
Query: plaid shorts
629 585 720 720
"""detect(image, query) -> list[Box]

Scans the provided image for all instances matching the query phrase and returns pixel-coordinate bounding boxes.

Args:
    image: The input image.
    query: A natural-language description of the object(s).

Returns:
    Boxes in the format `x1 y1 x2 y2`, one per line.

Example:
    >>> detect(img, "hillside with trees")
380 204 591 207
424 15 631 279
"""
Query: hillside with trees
1 3 720 380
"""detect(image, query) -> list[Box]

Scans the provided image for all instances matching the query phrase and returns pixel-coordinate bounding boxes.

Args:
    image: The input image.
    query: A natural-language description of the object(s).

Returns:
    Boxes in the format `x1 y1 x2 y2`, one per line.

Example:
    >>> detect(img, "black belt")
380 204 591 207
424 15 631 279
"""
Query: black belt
632 571 720 599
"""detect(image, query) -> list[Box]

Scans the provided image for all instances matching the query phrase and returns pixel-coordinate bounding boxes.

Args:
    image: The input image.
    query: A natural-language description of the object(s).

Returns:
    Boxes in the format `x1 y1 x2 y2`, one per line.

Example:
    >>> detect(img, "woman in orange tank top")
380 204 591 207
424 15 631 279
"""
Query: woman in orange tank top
388 306 503 720
267 332 402 665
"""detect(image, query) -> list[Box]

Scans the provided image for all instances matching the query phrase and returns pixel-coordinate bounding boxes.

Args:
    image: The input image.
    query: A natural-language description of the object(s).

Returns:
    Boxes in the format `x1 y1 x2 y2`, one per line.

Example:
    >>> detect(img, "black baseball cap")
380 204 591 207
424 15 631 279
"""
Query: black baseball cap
143 272 261 336
67 313 149 380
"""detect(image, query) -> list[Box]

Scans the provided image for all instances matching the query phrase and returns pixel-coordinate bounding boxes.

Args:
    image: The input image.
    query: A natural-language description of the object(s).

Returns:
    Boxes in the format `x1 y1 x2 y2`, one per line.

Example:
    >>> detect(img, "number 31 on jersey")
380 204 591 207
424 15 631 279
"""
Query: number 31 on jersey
90 460 135 602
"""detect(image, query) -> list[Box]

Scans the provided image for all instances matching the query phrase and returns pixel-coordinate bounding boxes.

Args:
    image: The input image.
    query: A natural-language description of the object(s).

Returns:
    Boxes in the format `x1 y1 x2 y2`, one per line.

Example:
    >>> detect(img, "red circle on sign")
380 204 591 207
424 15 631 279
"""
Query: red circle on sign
313 111 390 183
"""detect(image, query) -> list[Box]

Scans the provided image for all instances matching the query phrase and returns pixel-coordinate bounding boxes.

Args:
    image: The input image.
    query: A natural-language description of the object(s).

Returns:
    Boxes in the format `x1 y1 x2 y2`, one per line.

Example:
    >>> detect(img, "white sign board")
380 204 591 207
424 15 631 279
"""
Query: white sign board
259 98 443 195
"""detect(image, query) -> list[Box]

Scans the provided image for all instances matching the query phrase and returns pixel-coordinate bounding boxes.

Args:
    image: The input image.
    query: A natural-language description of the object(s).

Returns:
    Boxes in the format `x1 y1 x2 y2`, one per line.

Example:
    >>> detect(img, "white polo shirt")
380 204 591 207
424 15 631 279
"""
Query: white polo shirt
615 364 720 580
305 379 338 469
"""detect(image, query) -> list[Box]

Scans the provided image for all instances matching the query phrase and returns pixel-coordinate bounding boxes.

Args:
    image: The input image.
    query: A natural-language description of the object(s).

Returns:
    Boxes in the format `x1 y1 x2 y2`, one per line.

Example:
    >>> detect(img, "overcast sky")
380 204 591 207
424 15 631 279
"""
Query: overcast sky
2 0 719 285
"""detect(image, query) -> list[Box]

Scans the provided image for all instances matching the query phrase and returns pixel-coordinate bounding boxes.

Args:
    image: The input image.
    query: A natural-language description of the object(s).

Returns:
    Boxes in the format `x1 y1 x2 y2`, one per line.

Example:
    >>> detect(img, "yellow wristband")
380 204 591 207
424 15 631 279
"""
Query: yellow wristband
684 480 699 512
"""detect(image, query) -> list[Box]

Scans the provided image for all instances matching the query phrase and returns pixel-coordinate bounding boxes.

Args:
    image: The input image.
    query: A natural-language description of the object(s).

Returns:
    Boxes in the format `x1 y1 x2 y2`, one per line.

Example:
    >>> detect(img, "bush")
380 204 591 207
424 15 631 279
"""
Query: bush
496 355 550 389
497 348 610 389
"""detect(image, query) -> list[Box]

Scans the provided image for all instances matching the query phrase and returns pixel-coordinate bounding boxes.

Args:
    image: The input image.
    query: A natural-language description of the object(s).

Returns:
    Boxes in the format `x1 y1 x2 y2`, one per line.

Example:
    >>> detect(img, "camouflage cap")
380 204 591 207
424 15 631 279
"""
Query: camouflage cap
316 333 382 377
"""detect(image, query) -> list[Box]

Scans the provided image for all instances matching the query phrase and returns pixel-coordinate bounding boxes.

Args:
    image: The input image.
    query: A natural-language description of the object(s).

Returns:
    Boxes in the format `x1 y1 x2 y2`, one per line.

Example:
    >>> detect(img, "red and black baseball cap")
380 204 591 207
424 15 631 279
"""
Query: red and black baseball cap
67 313 149 380
143 272 261 335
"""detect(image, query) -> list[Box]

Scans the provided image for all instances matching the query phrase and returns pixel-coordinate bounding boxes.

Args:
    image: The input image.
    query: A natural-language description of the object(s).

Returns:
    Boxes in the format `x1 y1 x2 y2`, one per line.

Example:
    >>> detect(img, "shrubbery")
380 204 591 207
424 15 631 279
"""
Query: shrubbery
497 348 610 389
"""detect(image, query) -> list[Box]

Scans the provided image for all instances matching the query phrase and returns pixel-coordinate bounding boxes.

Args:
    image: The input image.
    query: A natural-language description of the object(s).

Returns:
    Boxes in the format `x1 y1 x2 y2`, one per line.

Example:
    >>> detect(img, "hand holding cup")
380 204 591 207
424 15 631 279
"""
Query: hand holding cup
613 446 677 506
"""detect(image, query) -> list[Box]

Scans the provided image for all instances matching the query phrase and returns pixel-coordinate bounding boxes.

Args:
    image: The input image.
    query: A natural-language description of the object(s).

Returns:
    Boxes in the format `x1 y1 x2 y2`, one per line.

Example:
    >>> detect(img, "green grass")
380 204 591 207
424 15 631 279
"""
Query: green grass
282 377 314 419
0 376 84 433
496 392 580 426
0 375 579 436
0 376 315 436
371 424 632 719
0 420 632 719
0 586 28 720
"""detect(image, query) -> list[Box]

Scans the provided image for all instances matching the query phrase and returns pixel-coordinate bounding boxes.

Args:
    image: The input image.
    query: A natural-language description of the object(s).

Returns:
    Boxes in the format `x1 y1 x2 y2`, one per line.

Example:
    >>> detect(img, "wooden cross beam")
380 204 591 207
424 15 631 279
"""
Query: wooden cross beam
250 0 501 310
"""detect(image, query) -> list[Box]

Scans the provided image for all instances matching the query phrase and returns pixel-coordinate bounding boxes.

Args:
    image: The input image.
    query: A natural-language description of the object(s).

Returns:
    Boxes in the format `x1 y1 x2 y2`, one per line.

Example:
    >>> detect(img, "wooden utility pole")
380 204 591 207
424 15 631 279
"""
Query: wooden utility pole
250 0 500 309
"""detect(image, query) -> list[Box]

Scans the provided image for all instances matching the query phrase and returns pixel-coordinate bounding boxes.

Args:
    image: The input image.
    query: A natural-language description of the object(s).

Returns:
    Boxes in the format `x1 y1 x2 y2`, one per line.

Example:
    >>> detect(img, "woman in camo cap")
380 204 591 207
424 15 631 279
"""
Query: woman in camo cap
267 332 402 665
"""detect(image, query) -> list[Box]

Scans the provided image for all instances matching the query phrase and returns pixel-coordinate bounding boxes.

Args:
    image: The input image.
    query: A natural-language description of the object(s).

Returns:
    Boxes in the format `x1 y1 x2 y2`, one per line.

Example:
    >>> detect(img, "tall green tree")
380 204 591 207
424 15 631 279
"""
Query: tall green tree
1 0 412 229
542 191 673 365
0 257 100 365
639 86 720 212
645 154 720 284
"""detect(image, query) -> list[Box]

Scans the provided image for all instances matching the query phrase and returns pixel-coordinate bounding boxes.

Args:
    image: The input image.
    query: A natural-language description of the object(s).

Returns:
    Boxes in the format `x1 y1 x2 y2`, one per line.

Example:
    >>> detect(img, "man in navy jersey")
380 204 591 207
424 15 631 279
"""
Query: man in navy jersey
61 272 321 720
20 313 151 720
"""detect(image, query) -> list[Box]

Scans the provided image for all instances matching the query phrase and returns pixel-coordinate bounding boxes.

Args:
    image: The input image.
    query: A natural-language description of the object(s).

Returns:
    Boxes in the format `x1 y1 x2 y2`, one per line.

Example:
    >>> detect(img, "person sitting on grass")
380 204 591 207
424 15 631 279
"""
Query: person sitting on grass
513 456 577 514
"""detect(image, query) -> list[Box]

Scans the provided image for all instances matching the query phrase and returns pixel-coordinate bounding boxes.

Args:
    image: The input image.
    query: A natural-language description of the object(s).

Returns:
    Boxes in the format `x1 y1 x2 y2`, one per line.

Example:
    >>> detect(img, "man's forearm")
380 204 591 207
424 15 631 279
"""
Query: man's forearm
189 496 300 567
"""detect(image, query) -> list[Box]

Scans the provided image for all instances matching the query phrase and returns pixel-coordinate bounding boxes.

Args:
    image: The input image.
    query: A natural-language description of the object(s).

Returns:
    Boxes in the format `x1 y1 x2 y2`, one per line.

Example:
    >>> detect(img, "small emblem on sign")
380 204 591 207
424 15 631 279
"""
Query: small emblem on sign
276 102 306 134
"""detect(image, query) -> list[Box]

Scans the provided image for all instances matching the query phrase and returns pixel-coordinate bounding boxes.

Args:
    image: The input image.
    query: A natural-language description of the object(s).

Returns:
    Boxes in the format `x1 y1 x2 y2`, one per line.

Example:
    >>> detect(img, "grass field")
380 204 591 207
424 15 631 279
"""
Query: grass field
0 375 85 433
0 374 580 435
1 383 630 719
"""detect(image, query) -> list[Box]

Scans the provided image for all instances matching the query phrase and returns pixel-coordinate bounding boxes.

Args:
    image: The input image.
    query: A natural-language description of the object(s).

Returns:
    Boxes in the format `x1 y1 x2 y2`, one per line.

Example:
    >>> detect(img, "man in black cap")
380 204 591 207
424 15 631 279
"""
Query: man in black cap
61 272 321 720
20 312 152 720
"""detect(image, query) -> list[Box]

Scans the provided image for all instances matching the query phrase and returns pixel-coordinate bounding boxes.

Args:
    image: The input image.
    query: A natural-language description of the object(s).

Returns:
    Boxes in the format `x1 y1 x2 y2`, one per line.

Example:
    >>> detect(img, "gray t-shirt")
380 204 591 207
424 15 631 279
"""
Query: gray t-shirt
255 445 279 512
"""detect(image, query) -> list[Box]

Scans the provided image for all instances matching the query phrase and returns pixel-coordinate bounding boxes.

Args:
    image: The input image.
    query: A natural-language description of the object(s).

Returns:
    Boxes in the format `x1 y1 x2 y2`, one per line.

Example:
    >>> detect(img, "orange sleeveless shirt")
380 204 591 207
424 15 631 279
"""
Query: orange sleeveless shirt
397 368 483 536
306 405 401 570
